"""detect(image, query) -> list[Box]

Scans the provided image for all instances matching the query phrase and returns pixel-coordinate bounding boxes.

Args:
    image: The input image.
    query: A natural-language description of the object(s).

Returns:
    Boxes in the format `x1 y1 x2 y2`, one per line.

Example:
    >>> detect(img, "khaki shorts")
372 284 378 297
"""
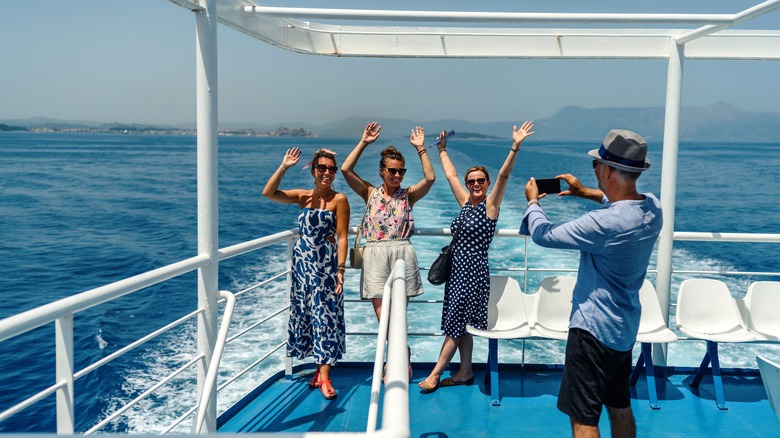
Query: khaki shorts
360 240 424 300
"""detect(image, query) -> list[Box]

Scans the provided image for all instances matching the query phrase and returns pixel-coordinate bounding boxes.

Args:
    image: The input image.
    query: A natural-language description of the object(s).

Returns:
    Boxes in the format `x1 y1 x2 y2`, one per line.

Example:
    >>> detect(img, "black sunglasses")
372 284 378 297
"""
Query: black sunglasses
385 167 407 176
315 164 338 174
466 177 487 186
592 160 599 169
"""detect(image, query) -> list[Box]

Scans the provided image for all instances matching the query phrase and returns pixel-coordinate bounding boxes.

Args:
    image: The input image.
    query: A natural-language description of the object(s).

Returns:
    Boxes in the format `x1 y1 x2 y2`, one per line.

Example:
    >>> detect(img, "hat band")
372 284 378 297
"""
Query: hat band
598 145 645 169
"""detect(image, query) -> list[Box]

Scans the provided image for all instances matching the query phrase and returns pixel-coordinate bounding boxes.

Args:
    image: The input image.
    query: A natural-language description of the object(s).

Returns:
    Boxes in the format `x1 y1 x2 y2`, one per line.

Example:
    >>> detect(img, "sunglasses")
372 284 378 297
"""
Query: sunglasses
385 168 407 176
592 160 599 169
315 164 338 174
466 177 487 186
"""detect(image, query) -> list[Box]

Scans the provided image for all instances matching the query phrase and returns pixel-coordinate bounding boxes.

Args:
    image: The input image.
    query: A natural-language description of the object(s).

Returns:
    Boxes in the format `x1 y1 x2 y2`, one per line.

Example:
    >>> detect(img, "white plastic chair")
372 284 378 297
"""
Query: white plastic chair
675 278 756 409
530 276 577 340
744 281 780 341
466 276 531 406
630 280 678 409
756 355 780 423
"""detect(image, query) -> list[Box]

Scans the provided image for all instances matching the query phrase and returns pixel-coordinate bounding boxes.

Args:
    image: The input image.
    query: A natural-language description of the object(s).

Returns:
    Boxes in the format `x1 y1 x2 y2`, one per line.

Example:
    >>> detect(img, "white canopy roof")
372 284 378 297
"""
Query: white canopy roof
170 0 780 60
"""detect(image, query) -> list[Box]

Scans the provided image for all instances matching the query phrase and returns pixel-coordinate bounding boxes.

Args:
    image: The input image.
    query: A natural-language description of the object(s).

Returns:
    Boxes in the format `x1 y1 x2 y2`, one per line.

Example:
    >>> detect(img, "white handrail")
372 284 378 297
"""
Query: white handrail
193 290 237 434
367 260 410 435
674 231 780 243
382 261 411 437
218 229 296 260
367 266 396 431
0 253 210 343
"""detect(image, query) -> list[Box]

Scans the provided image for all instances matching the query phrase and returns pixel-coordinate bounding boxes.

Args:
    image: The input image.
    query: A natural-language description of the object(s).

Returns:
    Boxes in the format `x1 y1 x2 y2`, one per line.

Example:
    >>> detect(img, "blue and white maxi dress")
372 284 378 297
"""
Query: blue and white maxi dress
287 208 345 365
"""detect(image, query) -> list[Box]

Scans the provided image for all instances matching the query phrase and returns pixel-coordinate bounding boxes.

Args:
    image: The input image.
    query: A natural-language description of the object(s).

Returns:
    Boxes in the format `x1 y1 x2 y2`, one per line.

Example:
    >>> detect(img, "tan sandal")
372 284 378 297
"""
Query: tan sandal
418 377 440 394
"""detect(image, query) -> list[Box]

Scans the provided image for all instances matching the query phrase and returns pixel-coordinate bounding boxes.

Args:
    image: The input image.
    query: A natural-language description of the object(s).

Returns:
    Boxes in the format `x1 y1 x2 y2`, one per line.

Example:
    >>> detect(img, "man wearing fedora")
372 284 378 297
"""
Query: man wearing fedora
520 129 663 438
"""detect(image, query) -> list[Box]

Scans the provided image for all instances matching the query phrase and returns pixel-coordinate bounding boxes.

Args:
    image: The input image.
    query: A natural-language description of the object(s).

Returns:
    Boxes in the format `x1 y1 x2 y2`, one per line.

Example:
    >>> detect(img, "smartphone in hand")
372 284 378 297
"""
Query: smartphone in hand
535 178 562 194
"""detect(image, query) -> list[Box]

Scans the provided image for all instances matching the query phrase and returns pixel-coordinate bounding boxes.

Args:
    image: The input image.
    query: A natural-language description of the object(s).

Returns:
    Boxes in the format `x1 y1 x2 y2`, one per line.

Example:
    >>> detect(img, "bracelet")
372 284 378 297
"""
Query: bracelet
527 199 539 207
337 264 346 271
438 148 447 153
510 147 520 153
417 148 427 157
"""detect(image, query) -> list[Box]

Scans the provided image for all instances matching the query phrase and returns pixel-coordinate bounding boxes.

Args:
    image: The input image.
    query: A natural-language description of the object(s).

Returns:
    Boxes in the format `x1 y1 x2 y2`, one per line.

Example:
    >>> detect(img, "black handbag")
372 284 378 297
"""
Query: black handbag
427 244 453 285
427 228 459 285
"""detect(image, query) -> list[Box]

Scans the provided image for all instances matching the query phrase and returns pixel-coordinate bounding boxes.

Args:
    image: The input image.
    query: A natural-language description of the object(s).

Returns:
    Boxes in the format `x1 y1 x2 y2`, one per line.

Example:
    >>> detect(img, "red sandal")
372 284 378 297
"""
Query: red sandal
308 370 321 388
319 379 337 400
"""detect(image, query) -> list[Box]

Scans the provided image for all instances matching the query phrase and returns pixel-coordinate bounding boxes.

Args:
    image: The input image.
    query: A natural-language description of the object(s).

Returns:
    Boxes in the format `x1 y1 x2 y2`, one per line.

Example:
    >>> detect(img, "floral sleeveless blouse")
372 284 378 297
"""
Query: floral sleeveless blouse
363 185 414 241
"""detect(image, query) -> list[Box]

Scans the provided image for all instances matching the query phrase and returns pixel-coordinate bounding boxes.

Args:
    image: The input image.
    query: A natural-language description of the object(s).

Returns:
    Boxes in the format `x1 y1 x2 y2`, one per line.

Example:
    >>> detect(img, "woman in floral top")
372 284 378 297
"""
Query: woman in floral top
341 122 435 375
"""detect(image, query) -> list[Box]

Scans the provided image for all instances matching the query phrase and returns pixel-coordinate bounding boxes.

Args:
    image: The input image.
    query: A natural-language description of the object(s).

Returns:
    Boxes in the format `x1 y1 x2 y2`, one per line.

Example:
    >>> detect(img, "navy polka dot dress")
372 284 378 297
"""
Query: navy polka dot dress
441 199 497 338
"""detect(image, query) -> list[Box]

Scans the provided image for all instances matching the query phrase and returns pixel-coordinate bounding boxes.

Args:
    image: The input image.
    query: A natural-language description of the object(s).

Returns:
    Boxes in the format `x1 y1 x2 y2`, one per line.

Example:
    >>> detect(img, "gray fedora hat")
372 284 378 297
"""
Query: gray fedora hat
588 129 651 173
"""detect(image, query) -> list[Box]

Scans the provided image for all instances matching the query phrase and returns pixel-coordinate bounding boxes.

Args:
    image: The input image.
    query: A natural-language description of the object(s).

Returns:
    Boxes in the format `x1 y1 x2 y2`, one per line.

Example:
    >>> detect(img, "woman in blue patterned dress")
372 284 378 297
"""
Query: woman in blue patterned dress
418 121 535 392
263 147 350 400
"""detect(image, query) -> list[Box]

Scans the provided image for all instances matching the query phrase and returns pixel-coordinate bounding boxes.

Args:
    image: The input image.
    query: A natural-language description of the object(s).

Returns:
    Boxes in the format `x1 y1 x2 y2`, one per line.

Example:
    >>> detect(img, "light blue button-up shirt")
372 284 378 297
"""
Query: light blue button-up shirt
520 194 663 351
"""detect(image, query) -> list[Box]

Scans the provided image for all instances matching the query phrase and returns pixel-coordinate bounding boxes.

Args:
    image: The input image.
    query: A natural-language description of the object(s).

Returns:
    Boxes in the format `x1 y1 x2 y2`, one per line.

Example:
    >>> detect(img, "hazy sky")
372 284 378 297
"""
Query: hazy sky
2 1 779 126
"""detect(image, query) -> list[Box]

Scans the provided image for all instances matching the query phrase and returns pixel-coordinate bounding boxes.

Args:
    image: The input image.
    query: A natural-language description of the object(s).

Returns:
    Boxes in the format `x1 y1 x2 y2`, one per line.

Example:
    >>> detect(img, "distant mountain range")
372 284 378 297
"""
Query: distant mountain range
3 102 779 142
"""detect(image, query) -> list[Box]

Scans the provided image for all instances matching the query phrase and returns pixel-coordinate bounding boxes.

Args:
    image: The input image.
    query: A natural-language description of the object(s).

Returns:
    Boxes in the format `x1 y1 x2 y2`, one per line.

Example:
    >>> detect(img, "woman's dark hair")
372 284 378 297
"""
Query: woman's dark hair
310 148 337 171
379 146 405 168
464 165 490 184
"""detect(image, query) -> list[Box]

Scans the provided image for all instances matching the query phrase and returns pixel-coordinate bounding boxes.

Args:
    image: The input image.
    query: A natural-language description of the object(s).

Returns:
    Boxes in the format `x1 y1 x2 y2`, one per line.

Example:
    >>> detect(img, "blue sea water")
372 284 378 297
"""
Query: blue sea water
1 132 779 432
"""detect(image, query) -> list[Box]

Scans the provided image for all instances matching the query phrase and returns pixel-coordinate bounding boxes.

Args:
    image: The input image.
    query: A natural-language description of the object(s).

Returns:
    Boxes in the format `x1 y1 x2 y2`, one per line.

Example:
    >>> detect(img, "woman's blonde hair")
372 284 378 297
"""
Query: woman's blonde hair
464 165 490 184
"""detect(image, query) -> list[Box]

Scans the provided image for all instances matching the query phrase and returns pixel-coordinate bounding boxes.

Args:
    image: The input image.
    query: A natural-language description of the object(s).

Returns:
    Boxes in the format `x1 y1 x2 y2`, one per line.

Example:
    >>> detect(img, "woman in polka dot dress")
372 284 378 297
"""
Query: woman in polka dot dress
418 121 535 392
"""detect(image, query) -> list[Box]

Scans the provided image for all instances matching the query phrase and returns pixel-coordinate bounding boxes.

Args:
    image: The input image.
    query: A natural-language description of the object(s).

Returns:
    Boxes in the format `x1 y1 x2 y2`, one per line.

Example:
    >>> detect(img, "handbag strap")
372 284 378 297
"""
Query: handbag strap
449 199 485 246
354 188 373 250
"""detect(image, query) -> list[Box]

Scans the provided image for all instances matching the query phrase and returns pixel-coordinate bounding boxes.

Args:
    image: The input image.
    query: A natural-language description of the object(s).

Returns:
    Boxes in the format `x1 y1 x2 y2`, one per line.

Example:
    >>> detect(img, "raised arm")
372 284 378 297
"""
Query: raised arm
407 126 436 206
340 122 381 202
333 193 350 294
436 130 469 206
486 121 535 217
263 147 305 205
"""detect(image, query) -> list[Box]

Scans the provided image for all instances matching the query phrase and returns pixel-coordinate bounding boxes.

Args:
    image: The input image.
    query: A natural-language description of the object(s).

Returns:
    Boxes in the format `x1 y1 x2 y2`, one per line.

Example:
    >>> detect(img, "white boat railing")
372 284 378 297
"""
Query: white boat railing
0 230 296 433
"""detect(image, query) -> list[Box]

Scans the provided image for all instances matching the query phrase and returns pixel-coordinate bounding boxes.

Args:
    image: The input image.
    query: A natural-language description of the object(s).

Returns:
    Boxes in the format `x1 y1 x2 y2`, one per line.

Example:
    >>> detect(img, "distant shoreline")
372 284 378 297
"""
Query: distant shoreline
0 124 318 137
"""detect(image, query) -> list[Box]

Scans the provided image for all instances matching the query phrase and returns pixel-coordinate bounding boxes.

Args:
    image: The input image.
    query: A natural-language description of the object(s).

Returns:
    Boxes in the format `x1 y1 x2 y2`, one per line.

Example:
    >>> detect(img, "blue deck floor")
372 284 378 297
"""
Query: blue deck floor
218 362 779 437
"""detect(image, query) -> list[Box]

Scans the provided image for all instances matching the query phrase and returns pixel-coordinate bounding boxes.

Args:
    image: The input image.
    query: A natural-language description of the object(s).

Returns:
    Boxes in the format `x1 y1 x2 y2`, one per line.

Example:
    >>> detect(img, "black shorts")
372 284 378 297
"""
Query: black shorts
557 328 633 426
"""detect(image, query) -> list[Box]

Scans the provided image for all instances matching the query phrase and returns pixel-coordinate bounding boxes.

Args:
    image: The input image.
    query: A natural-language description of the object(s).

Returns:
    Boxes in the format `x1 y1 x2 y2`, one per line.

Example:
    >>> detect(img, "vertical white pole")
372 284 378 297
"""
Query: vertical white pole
55 314 74 434
654 42 684 368
195 0 219 432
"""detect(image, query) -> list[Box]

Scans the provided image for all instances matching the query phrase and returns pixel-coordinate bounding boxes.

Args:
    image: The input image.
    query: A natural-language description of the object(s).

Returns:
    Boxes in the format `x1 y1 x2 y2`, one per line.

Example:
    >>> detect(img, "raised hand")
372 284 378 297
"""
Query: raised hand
526 177 546 202
361 122 382 145
555 174 579 197
409 126 425 150
555 173 605 203
512 121 536 147
437 130 448 151
282 147 301 170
